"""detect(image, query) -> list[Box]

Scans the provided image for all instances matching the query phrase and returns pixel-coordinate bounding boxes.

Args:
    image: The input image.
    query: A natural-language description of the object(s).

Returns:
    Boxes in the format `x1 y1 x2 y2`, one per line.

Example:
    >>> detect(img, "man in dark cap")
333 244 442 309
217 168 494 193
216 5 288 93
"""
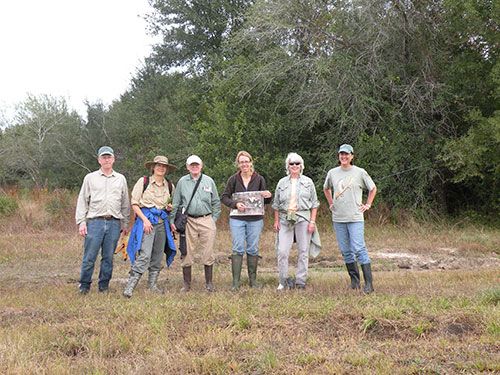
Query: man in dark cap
75 146 131 294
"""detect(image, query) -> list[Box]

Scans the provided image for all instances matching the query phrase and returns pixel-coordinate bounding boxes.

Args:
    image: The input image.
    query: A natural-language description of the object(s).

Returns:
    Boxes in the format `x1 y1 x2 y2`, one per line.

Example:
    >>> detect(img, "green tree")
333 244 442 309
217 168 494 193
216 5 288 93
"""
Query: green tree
193 0 455 208
440 110 500 213
0 95 85 187
104 67 202 181
146 0 253 72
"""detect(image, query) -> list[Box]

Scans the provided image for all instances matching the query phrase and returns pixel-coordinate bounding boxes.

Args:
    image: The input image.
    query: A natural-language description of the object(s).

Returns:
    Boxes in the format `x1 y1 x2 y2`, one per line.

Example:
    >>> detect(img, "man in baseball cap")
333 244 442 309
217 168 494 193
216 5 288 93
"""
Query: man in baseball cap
170 155 221 292
75 146 130 295
97 146 114 157
186 154 203 165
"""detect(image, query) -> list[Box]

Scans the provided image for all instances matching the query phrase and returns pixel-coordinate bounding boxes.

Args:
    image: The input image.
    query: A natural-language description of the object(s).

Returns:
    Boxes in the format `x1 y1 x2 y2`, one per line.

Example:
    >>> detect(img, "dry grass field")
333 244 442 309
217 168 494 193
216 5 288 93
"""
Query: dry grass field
0 190 499 374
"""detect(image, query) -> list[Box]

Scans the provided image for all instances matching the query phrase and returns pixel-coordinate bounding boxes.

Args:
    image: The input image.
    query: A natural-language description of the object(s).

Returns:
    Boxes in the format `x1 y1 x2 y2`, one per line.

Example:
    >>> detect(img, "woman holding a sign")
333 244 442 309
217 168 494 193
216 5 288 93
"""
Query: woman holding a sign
272 152 319 290
221 151 272 290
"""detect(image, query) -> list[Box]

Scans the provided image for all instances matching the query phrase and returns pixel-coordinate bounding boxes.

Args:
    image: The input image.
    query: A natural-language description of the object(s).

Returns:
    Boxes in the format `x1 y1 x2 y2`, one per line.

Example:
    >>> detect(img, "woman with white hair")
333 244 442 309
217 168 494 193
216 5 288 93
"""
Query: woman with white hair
272 152 319 290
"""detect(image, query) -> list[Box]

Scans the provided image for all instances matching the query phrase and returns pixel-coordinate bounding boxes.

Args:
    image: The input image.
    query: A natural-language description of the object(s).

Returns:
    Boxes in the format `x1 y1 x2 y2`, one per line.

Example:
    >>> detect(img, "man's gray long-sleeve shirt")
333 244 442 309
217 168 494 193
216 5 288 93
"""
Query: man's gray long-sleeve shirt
75 169 131 229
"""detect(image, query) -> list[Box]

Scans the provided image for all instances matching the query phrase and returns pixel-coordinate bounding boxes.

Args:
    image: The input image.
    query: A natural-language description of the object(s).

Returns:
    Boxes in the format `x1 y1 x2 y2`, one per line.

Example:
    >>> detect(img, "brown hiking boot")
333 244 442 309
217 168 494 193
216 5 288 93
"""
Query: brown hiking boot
204 264 214 292
181 266 191 292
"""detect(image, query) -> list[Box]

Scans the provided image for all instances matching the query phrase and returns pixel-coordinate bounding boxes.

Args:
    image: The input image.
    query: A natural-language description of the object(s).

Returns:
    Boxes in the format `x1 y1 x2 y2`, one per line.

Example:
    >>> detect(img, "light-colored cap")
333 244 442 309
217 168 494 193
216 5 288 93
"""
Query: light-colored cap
186 155 202 165
338 144 354 154
144 155 177 171
98 146 114 156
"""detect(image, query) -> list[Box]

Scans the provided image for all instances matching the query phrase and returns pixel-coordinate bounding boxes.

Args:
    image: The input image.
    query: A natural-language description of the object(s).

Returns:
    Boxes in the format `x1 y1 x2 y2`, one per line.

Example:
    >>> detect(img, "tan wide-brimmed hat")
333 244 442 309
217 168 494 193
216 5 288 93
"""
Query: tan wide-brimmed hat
144 155 177 171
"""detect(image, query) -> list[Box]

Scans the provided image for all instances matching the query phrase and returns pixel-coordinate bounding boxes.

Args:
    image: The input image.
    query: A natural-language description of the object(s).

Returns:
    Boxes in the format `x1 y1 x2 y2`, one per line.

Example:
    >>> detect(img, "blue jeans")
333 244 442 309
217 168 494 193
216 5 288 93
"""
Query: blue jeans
333 221 371 265
229 218 264 256
79 218 121 290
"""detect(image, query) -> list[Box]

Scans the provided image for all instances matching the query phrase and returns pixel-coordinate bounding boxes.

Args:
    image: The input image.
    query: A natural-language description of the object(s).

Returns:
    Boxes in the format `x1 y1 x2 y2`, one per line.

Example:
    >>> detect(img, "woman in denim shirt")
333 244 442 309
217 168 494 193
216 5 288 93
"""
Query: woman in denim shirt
272 152 319 290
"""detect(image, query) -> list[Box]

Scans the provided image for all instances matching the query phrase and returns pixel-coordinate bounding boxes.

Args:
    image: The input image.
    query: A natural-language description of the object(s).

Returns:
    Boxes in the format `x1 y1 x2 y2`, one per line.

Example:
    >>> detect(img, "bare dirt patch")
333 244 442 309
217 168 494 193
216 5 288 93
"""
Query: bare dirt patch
373 248 500 270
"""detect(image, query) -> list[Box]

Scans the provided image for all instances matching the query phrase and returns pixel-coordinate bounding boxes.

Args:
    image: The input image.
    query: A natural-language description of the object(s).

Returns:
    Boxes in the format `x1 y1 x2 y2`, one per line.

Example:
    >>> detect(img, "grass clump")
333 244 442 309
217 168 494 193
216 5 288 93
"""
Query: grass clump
361 317 378 333
412 320 434 337
480 287 500 306
255 349 278 372
0 194 18 215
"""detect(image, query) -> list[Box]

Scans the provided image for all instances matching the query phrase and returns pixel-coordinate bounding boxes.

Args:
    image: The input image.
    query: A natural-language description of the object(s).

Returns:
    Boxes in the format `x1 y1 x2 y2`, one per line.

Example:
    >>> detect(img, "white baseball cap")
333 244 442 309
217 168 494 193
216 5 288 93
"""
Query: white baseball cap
186 155 202 165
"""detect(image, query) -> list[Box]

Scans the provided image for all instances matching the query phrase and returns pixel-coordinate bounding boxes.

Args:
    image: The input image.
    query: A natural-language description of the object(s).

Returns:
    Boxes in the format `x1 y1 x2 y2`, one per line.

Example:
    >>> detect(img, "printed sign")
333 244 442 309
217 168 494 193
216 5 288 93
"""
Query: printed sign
230 191 265 216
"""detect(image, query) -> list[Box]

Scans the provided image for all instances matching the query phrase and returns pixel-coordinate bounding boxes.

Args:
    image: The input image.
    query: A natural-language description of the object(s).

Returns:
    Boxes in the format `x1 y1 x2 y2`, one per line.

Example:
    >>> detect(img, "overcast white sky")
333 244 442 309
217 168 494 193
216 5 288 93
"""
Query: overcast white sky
0 0 156 120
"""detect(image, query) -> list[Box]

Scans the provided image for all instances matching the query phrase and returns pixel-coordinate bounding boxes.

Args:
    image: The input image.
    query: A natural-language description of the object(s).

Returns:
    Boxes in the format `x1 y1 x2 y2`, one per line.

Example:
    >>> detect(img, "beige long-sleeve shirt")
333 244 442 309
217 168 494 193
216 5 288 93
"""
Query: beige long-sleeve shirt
75 169 131 229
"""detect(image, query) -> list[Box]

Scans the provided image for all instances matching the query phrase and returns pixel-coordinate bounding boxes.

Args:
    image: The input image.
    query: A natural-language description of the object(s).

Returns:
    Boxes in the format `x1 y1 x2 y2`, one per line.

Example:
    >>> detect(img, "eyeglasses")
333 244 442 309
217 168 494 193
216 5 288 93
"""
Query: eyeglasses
238 160 251 164
288 162 301 166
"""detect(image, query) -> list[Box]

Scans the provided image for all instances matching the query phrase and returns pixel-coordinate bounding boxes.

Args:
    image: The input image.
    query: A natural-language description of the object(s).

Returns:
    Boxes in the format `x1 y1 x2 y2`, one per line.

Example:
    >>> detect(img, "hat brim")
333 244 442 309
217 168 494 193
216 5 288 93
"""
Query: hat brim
144 161 177 171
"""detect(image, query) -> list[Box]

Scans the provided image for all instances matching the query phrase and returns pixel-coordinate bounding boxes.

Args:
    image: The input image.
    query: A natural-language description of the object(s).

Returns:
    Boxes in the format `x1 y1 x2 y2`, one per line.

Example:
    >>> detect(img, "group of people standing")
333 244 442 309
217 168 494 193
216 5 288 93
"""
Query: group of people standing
75 144 377 297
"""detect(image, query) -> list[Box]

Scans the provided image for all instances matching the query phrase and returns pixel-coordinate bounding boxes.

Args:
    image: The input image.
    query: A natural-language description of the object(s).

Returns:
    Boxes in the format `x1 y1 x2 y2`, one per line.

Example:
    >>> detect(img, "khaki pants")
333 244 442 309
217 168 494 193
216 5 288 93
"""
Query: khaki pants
181 215 216 267
131 223 165 274
277 220 311 286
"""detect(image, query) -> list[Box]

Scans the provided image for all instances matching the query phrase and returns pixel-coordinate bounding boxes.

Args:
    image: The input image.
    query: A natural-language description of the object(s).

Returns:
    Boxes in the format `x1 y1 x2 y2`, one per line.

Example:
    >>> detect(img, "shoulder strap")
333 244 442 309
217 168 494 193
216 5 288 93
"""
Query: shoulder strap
184 174 203 214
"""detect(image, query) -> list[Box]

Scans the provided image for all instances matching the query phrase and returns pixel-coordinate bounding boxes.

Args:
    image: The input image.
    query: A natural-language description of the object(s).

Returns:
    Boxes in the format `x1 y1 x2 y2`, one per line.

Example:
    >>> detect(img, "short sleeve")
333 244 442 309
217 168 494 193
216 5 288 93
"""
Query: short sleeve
362 170 376 191
130 177 145 206
323 170 332 189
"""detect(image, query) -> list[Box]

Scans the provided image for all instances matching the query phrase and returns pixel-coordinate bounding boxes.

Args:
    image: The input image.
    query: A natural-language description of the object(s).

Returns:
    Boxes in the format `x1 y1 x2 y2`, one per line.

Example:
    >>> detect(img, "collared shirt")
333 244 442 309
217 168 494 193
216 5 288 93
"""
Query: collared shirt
170 174 221 222
130 176 174 209
75 169 131 229
272 174 319 221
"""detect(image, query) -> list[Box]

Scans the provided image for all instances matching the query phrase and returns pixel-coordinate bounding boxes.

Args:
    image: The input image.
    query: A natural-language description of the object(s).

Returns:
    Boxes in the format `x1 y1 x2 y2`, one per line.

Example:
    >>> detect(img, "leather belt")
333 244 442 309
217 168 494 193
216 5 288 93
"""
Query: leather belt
90 215 118 220
188 213 211 218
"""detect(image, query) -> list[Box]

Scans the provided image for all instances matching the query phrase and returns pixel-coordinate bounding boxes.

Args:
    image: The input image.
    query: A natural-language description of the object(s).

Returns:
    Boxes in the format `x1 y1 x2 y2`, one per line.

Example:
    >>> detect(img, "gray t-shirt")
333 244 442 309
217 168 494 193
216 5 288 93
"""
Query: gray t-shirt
323 165 376 222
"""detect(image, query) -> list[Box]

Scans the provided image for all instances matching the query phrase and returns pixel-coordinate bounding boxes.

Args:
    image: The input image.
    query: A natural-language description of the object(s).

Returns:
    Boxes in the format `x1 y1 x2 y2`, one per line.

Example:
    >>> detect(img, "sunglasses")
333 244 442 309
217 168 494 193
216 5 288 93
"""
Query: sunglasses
289 162 301 166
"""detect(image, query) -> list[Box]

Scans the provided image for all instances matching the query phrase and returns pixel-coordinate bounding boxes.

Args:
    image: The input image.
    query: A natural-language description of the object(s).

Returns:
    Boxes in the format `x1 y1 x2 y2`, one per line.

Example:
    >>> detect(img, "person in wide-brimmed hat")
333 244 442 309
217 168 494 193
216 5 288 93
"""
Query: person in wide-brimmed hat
144 155 177 172
123 155 177 298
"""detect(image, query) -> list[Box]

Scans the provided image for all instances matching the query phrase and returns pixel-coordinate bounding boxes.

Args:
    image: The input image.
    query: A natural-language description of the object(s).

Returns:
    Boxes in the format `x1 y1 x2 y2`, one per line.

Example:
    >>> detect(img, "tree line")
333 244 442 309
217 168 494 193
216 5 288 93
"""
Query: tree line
0 0 498 218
